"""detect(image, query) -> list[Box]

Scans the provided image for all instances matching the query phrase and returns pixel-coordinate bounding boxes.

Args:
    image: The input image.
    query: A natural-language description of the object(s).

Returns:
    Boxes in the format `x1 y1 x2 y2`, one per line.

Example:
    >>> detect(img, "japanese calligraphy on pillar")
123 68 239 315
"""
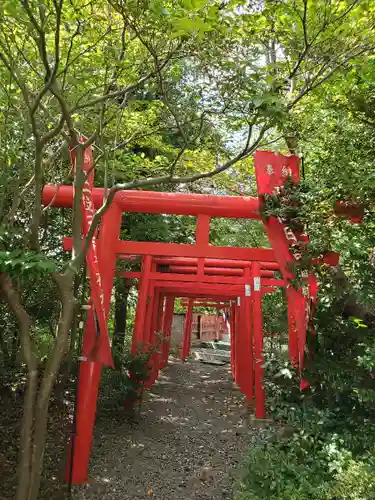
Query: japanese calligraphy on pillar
254 150 315 380
70 139 113 367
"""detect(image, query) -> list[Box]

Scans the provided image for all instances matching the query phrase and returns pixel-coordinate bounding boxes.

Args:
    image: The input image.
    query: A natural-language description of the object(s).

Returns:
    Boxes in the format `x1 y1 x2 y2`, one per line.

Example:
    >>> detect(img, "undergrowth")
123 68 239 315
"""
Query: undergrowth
236 306 375 500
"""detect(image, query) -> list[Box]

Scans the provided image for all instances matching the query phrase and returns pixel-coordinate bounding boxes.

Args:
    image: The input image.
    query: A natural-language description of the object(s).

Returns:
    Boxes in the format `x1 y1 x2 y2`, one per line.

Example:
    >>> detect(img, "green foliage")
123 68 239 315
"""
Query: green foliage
262 290 288 336
100 349 152 410
261 178 307 232
1 1 375 498
124 212 197 244
238 300 375 500
0 250 57 276
0 225 58 278
209 218 269 248
237 433 375 500
358 341 375 371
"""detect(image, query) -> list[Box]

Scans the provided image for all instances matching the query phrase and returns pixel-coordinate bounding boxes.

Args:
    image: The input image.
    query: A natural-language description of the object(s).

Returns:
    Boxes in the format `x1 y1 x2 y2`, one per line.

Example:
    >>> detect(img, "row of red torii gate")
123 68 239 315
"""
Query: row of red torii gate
42 148 357 484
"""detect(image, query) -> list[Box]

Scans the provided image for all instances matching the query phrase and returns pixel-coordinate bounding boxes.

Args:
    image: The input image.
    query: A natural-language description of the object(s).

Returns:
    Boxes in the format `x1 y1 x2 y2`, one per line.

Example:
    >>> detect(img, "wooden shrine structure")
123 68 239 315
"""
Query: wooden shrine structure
41 147 349 484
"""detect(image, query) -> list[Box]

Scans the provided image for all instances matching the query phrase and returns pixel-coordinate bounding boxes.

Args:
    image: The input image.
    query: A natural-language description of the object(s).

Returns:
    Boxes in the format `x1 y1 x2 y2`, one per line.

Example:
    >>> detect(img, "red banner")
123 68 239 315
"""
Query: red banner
254 150 300 195
70 140 113 367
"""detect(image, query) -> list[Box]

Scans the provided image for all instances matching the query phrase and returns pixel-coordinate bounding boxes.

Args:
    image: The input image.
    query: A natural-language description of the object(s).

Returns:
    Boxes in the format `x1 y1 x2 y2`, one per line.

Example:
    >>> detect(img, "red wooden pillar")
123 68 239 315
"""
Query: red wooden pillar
234 298 241 386
252 262 265 418
287 287 299 367
149 291 164 383
132 254 152 354
142 267 156 351
67 204 121 484
242 267 253 403
230 301 236 379
143 282 156 389
196 214 210 248
181 298 194 361
160 296 174 368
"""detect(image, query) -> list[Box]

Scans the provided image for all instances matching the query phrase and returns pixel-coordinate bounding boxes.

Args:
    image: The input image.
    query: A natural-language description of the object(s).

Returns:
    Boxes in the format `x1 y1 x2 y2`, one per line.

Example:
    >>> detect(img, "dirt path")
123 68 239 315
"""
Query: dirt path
74 359 260 500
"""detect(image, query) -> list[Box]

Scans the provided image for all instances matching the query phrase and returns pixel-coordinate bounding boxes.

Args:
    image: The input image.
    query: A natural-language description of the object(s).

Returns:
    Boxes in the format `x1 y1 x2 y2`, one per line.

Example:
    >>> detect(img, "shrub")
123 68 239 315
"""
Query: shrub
237 308 375 500
99 349 152 411
237 432 375 500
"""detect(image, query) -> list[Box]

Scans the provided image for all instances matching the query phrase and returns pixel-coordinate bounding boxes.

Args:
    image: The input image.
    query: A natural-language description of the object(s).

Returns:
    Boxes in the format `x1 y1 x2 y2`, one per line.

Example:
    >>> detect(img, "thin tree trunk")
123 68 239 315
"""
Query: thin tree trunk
58 271 83 399
0 273 37 500
10 327 20 367
27 273 75 500
29 146 43 251
113 279 131 362
0 315 10 365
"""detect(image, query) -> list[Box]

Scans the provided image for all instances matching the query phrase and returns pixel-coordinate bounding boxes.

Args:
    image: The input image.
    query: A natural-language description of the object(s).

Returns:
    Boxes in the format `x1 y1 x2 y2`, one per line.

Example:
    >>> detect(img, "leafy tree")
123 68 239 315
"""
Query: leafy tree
0 1 375 499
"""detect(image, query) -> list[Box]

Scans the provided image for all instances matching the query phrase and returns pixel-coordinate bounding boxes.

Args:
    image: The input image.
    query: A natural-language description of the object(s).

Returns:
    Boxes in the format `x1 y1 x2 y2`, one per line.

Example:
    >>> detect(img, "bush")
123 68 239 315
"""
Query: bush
237 432 375 500
237 432 330 500
99 349 152 411
327 457 375 499
237 308 375 500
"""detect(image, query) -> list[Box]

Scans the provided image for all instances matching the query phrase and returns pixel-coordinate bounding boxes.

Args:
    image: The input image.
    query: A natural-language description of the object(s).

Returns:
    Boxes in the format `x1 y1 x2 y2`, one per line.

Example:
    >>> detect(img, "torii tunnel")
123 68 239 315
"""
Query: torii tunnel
42 150 326 484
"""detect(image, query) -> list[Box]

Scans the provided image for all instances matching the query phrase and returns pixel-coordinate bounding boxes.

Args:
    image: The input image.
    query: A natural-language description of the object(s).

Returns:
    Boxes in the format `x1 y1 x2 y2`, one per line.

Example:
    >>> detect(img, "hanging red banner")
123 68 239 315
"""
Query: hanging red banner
254 150 300 195
70 140 113 367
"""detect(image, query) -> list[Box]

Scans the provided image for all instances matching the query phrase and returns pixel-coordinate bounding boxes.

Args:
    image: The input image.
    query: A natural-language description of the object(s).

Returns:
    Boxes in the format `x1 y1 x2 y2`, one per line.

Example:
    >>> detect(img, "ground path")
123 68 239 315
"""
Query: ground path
74 358 262 500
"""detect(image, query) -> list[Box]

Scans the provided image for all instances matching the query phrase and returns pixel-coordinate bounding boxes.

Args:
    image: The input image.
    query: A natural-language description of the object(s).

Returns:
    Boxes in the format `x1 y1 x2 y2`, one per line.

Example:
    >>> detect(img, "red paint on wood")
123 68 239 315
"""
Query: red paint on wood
43 184 261 218
334 201 365 223
154 257 280 269
68 204 121 484
116 240 276 261
181 299 194 360
131 255 152 354
196 214 210 247
252 263 265 419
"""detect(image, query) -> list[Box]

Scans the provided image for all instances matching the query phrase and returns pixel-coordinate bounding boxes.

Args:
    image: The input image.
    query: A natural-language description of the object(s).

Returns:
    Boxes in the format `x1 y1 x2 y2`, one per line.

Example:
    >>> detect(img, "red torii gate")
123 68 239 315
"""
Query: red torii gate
125 258 280 362
179 299 230 346
42 149 342 484
147 274 273 413
121 257 283 387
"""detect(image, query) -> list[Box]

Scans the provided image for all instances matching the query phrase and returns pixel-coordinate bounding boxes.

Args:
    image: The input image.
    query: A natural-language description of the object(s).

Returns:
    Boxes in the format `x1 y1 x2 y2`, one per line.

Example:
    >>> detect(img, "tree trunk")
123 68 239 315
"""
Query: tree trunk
29 146 43 251
0 273 38 500
1 271 76 500
0 314 10 366
10 327 20 368
113 279 132 365
27 273 75 500
330 265 375 325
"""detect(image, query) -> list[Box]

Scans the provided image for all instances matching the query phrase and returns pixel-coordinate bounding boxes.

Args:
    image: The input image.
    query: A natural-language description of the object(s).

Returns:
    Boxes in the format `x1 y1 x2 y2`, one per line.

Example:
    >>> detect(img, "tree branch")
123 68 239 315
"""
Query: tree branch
0 273 37 500
41 113 65 145
72 56 172 111
287 45 374 110
21 0 51 76
67 125 267 273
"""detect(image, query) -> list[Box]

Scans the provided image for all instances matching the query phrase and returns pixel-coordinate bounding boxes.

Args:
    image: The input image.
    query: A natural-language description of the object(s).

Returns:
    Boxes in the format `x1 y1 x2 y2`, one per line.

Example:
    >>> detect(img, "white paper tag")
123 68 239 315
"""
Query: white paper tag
237 297 241 305
245 284 251 296
254 277 261 291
